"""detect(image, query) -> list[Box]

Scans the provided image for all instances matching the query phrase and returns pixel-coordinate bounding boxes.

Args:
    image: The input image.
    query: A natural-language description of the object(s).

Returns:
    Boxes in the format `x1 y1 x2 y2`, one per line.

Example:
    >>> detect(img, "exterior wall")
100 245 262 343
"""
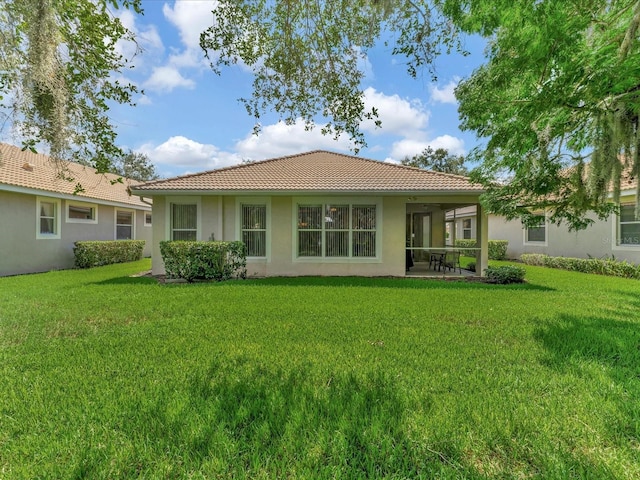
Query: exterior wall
488 202 640 264
0 190 152 276
152 193 483 277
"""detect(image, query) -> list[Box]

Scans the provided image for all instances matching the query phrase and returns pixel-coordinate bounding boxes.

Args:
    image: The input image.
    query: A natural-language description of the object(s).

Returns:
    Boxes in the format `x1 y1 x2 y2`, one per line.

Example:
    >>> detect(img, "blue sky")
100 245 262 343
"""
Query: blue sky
111 0 487 178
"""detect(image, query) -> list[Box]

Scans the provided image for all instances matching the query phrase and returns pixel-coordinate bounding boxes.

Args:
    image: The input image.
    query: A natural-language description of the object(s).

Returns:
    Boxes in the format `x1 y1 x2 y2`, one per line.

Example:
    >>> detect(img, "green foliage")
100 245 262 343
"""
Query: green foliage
455 0 640 230
520 253 640 279
73 240 145 268
454 239 509 260
1 0 142 173
111 150 160 182
160 241 247 282
401 146 468 175
466 261 476 272
484 265 526 284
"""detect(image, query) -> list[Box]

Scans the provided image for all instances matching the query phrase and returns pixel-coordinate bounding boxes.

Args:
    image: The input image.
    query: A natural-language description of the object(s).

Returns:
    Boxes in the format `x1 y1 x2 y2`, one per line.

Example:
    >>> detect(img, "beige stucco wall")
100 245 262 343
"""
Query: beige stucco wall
151 193 484 277
0 190 152 276
488 201 640 264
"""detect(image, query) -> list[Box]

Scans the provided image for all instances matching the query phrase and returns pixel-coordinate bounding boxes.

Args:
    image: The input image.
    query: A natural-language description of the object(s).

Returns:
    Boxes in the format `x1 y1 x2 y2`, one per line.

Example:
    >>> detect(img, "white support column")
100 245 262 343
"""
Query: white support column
477 203 489 276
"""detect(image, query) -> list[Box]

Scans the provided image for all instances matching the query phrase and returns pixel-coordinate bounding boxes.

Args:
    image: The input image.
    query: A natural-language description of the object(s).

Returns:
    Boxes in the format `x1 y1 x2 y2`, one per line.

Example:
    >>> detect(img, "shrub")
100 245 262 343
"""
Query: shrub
74 240 145 268
160 241 247 282
520 253 640 279
484 265 526 284
466 261 476 272
454 239 509 260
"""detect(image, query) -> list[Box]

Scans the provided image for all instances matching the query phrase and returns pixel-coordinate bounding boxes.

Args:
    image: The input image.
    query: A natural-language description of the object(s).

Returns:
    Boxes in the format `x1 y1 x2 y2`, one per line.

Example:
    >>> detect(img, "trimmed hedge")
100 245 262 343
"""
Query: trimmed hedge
160 241 247 282
74 240 145 268
484 265 526 284
454 239 509 260
520 253 640 279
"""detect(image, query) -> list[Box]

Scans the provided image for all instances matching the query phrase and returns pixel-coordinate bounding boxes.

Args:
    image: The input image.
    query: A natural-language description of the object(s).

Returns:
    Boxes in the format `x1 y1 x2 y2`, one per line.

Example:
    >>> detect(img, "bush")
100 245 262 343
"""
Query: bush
160 241 247 282
520 253 640 279
74 240 145 268
484 265 526 284
466 261 476 272
454 239 509 260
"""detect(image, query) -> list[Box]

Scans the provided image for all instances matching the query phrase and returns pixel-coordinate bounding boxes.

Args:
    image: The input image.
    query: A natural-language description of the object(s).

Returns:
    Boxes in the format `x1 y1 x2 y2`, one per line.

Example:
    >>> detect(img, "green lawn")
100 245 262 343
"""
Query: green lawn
1 259 639 479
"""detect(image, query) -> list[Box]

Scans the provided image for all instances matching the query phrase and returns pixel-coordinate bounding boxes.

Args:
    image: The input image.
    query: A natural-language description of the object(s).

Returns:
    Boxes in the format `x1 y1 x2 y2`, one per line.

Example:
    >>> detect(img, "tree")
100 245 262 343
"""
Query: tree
200 0 640 229
452 0 640 230
0 0 142 174
112 150 159 182
401 147 468 175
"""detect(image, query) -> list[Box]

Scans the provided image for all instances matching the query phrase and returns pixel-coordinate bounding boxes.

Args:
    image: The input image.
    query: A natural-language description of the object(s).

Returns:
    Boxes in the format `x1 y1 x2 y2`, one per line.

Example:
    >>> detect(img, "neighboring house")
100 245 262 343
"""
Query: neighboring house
488 173 640 263
130 150 489 277
445 205 477 246
0 143 152 276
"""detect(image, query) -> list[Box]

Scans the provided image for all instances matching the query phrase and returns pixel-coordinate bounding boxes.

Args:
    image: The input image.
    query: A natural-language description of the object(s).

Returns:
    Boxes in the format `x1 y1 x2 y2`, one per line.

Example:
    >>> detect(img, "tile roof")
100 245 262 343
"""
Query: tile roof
132 150 483 194
0 143 150 208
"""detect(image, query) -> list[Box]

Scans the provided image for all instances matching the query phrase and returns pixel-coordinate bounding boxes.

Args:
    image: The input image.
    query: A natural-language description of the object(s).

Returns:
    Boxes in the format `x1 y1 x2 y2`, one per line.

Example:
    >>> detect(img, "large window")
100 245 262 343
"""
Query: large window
297 203 377 258
116 210 134 240
171 203 197 241
618 204 640 246
67 201 97 224
37 197 61 239
524 214 546 244
241 204 267 257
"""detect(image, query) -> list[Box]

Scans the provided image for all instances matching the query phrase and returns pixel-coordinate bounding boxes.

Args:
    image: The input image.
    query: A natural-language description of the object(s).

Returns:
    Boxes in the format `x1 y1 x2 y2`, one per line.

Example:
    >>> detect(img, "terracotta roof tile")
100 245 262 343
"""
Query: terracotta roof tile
0 143 149 208
132 150 483 193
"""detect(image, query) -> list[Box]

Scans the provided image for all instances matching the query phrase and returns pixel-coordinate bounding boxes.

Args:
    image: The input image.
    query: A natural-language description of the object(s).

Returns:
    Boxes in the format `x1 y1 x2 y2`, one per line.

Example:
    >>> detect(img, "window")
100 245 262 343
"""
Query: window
462 218 472 239
241 204 267 257
524 214 546 244
37 197 61 239
171 203 197 240
297 203 377 258
144 212 152 226
618 204 640 246
66 201 97 223
116 210 134 240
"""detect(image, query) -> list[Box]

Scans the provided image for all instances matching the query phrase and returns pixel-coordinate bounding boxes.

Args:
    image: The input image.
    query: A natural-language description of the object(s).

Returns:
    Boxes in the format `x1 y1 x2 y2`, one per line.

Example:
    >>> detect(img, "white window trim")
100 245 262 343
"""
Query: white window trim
236 197 271 261
612 204 640 251
165 196 202 241
65 200 98 224
523 212 548 246
143 211 152 227
115 208 136 240
291 196 382 263
36 196 61 240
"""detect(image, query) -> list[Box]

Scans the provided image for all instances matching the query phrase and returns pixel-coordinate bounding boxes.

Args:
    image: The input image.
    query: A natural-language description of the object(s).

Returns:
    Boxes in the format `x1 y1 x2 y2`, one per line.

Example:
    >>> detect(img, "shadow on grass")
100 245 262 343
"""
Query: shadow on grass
90 276 160 286
156 275 555 291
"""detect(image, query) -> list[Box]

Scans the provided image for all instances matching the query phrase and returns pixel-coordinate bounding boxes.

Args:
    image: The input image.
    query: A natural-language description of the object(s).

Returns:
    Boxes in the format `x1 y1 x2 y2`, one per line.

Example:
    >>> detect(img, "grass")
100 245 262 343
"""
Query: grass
1 259 639 479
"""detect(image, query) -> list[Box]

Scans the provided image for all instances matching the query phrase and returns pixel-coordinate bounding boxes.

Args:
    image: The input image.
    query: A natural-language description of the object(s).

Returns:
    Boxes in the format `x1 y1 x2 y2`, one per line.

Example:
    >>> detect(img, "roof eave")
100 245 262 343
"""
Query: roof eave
129 187 484 196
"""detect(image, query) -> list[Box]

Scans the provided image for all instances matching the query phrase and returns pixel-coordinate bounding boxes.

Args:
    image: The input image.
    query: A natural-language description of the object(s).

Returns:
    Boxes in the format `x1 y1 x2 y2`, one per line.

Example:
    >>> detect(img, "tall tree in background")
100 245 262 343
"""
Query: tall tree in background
112 150 159 182
201 0 640 230
401 147 468 176
0 0 142 174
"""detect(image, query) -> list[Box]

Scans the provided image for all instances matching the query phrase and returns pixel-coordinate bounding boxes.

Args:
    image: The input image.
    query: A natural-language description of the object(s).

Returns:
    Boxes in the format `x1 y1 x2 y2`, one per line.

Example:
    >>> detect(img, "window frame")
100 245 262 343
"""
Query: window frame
66 200 98 224
166 197 201 241
115 209 135 240
523 212 548 246
36 197 61 239
293 197 382 263
237 198 270 259
462 218 472 240
144 211 152 227
614 203 640 250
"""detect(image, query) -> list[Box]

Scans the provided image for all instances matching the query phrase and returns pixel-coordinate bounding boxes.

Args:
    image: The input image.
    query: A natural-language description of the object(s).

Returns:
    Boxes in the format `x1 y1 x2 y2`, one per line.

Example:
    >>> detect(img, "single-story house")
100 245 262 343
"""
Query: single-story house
0 143 152 276
130 150 488 277
488 173 640 263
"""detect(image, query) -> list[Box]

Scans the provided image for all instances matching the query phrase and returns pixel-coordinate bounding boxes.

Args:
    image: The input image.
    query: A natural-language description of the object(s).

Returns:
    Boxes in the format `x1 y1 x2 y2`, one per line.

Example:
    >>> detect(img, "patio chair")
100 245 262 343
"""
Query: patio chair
441 250 462 274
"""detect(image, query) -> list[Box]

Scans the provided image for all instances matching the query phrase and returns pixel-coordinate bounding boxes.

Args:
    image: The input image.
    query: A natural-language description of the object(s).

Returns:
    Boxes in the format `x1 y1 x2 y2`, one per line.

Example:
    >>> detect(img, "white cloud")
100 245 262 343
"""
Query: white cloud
361 87 429 136
143 66 195 93
388 135 465 161
116 10 164 68
430 78 459 105
138 136 242 175
163 1 217 51
234 120 353 160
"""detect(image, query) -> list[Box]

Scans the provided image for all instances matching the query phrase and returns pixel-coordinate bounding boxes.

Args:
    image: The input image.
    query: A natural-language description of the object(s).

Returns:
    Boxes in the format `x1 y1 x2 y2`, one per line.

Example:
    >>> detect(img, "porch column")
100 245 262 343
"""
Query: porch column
476 203 489 276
